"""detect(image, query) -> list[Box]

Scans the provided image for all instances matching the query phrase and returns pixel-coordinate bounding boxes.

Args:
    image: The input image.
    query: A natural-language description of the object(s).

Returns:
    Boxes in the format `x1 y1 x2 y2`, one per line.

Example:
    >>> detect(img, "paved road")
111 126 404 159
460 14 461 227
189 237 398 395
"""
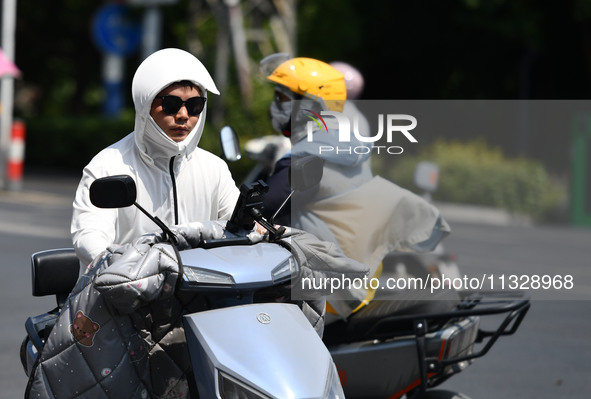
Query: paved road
437 222 591 399
0 174 77 398
1 173 590 398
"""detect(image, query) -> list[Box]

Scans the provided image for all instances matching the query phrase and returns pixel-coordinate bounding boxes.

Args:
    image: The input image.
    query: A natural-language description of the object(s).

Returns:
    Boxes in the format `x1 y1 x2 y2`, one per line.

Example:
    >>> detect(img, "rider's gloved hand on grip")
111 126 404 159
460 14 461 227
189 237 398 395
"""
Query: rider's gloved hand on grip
247 223 287 243
173 220 227 248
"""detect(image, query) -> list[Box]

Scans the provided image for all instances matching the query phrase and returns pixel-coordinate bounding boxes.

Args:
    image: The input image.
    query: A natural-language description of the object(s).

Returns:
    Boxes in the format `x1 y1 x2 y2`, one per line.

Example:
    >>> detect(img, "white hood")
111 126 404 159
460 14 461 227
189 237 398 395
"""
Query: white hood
131 48 220 165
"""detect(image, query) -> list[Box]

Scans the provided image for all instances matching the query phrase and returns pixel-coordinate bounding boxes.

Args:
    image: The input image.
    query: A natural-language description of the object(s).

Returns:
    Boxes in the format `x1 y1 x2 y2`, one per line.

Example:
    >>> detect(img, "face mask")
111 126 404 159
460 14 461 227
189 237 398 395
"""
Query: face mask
141 115 199 162
270 99 292 135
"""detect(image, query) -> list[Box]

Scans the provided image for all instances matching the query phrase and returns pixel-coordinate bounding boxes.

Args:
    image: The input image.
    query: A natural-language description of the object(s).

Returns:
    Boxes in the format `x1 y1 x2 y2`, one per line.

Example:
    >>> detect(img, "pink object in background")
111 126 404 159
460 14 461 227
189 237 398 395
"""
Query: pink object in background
0 48 20 77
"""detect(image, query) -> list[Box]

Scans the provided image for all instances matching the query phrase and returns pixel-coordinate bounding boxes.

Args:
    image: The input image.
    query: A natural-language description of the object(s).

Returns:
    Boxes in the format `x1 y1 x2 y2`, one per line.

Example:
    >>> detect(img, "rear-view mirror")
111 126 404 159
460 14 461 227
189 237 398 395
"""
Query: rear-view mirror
220 126 242 162
290 155 324 192
90 175 137 208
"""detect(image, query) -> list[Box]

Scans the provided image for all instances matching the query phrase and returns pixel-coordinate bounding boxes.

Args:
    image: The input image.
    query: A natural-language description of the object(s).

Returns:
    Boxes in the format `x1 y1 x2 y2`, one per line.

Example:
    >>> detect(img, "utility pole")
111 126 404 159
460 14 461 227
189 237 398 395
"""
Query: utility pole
225 0 253 108
0 0 17 189
141 5 162 60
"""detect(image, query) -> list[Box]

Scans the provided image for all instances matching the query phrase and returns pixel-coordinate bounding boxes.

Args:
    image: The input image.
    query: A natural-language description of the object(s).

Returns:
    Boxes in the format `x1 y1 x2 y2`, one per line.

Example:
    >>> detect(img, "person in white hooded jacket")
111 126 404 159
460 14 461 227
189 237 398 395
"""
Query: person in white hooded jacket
71 48 240 271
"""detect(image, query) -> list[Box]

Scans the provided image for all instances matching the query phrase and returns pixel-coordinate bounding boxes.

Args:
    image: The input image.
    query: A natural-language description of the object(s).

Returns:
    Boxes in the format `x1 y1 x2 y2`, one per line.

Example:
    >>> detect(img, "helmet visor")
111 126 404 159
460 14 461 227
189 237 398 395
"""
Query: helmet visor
259 52 292 78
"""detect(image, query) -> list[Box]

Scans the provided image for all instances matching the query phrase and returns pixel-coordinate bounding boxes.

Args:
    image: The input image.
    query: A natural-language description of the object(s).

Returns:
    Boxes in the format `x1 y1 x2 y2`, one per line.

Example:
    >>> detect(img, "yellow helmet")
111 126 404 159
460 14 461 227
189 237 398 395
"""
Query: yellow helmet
266 57 347 112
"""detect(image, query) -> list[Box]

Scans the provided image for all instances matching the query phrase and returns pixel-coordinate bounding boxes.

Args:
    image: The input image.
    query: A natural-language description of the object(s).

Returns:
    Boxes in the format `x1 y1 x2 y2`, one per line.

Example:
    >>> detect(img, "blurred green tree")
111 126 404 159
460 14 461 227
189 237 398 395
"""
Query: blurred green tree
13 0 591 181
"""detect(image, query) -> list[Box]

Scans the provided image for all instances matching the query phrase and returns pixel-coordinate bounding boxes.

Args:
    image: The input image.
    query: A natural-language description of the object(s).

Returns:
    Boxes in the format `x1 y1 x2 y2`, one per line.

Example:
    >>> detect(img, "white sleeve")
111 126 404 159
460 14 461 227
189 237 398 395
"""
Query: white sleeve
216 159 240 220
71 166 118 269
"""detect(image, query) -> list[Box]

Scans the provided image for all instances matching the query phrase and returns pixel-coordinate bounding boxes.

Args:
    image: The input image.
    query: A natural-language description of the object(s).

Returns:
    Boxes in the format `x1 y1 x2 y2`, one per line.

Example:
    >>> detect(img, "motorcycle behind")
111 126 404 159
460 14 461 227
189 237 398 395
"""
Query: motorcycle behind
218 126 532 399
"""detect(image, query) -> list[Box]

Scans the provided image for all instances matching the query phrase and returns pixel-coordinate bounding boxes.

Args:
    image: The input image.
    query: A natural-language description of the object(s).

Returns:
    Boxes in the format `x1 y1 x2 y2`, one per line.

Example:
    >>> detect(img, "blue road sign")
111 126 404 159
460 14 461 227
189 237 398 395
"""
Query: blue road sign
92 4 142 56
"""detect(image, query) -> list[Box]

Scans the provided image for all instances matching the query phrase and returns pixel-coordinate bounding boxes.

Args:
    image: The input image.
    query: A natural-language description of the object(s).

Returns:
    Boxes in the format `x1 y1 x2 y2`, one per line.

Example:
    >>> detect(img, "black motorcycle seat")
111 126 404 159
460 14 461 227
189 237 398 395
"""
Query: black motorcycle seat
323 288 461 345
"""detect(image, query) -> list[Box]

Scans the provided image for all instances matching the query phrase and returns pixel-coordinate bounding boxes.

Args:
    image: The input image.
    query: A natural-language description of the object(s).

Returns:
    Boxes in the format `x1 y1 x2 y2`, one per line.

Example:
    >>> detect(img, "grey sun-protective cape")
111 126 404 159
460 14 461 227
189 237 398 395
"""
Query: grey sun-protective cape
26 223 367 399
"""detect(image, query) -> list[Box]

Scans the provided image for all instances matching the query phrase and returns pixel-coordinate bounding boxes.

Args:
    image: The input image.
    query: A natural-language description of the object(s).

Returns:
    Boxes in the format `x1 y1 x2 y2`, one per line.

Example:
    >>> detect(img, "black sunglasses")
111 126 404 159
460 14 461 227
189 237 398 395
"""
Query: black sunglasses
156 95 206 116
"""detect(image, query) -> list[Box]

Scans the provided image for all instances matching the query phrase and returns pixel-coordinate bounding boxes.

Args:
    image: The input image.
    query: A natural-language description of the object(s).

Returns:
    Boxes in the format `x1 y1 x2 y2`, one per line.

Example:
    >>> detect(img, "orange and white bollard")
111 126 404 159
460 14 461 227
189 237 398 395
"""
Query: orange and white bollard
6 120 26 190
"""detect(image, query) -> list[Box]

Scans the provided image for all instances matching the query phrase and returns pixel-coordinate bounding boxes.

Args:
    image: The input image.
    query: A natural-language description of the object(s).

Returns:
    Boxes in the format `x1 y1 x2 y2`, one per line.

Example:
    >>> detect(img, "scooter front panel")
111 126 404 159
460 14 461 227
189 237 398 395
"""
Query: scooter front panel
184 302 332 398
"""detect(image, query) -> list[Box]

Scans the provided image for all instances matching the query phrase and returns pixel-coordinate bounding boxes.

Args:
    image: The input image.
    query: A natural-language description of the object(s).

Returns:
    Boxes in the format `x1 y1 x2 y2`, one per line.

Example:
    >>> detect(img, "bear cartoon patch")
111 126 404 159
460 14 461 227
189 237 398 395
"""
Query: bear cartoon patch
69 311 99 347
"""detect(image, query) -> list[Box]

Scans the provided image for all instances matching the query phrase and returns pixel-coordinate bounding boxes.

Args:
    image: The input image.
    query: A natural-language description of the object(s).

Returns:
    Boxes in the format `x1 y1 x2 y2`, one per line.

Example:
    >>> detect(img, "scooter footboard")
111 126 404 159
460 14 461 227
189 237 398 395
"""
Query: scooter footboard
183 303 341 399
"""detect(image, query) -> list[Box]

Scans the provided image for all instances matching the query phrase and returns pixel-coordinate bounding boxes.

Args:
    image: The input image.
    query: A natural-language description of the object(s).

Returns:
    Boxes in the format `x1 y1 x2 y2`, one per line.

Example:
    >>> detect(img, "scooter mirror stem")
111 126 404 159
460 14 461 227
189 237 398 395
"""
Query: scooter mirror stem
269 190 294 226
133 202 178 246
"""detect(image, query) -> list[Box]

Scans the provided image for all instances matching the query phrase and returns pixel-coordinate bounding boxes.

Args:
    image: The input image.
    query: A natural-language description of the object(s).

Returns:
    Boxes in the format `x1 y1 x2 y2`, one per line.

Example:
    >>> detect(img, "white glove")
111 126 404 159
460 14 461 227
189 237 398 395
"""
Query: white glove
174 221 227 248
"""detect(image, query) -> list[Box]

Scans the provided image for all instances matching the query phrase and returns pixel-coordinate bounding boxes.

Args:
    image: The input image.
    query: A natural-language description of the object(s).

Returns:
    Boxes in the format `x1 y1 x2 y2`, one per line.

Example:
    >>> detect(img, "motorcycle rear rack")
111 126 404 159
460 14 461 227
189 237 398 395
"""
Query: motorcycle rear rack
379 290 531 399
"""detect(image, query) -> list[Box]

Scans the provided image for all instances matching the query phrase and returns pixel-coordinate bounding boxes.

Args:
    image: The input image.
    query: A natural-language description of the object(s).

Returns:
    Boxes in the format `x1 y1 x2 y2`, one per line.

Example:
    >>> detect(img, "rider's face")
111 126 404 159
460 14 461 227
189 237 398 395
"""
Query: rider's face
273 88 293 110
150 83 203 143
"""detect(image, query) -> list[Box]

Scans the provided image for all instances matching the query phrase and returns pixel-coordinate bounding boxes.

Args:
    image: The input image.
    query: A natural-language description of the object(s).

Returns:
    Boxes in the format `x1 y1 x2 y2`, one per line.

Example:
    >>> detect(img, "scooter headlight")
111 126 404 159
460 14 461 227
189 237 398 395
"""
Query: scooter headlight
183 266 235 285
271 255 298 284
323 362 345 399
218 371 271 399
217 362 344 399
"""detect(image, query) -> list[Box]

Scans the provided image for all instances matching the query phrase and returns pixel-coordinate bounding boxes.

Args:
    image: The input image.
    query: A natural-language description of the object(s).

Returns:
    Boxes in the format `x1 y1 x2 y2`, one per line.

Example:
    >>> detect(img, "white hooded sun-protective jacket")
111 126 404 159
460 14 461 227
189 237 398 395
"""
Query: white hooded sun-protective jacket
71 48 239 269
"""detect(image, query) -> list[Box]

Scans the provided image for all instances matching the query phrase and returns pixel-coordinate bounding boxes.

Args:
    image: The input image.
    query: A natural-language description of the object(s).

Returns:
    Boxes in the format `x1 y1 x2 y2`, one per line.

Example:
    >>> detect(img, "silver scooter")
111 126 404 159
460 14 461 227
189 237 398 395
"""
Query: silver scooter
21 156 346 398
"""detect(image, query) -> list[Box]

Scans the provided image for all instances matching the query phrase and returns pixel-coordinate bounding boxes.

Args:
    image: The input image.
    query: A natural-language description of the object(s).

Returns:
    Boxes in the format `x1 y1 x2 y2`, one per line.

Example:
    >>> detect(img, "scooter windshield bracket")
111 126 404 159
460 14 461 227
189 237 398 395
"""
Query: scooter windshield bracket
226 180 285 240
